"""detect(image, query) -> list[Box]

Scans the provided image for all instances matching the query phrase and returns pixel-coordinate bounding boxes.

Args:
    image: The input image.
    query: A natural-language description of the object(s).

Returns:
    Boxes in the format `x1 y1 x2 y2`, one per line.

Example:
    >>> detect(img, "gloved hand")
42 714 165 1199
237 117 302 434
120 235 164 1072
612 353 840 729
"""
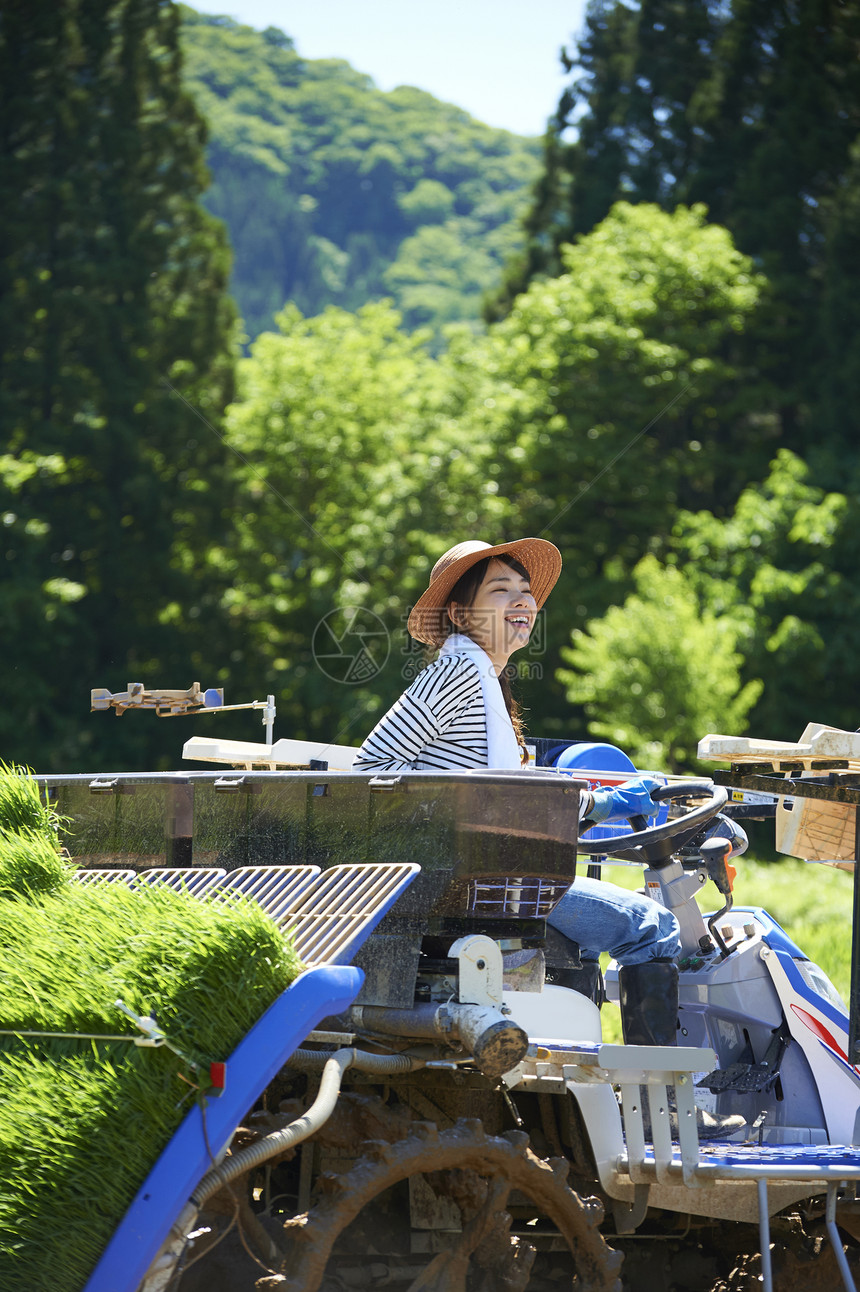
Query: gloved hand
586 776 663 825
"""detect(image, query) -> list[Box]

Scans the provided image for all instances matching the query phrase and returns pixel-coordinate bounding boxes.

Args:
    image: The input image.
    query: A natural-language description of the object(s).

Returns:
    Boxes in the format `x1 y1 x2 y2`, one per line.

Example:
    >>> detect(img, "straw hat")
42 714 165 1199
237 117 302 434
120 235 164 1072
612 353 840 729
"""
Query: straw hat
407 538 562 646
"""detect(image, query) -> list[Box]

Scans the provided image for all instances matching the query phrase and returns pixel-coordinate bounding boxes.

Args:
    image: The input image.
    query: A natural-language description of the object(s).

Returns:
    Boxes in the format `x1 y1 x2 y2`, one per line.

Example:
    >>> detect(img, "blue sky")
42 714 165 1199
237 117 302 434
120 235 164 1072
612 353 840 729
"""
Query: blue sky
187 0 589 136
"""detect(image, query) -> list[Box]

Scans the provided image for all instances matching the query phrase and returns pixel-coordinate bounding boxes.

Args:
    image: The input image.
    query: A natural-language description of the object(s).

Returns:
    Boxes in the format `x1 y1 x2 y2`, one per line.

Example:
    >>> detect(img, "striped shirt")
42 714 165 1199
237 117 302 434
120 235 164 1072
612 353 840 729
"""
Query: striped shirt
355 654 489 771
355 651 598 820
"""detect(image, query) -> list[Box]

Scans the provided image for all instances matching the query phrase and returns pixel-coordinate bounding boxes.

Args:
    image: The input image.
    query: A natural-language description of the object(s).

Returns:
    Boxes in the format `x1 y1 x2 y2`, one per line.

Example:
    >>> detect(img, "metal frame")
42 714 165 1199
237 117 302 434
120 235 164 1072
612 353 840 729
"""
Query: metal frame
713 768 860 1066
531 1041 860 1292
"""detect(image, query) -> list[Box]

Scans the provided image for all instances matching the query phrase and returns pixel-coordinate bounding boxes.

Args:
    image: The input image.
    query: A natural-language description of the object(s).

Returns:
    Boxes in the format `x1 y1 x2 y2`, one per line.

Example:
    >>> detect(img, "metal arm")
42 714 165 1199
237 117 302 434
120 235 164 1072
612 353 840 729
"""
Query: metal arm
91 684 277 746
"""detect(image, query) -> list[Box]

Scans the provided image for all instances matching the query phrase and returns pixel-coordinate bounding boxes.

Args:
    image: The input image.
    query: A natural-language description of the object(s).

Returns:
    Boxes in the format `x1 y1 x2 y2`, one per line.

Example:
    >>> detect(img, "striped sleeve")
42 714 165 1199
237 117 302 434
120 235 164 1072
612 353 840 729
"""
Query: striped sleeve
355 655 485 771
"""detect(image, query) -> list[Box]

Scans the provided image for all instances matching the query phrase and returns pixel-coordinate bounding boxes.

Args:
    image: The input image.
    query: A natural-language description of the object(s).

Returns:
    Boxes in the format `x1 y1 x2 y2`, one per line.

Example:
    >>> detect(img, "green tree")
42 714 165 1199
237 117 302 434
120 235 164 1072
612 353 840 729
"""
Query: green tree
183 202 783 758
218 301 509 746
383 221 503 333
0 0 237 771
435 202 767 739
397 179 456 226
558 450 860 757
489 202 767 513
816 138 860 475
558 555 762 771
670 449 860 740
499 0 860 475
479 201 764 652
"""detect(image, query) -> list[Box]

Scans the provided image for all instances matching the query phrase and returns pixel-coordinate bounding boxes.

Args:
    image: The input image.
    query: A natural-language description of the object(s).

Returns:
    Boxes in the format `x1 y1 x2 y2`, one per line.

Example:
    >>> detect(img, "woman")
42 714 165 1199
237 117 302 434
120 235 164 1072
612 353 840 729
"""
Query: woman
356 538 746 1136
356 538 557 774
355 538 681 1009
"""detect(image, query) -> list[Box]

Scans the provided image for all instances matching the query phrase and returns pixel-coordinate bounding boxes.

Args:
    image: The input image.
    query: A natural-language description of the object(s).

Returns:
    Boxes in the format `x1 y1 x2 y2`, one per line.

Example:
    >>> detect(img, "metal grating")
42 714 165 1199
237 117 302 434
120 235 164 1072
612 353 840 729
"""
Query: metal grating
71 862 419 967
74 869 136 887
468 876 571 918
211 865 321 925
282 862 420 965
137 867 227 898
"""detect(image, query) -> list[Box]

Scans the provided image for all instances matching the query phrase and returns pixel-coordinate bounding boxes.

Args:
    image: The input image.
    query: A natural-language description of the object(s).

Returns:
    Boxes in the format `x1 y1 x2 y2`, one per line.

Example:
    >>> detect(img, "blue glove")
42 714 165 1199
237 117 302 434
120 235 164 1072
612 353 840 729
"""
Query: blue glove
587 776 662 825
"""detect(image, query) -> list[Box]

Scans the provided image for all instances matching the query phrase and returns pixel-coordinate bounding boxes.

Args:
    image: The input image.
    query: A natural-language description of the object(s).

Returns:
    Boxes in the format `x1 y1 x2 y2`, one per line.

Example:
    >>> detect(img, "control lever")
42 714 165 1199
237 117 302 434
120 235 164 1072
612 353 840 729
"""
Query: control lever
701 837 737 958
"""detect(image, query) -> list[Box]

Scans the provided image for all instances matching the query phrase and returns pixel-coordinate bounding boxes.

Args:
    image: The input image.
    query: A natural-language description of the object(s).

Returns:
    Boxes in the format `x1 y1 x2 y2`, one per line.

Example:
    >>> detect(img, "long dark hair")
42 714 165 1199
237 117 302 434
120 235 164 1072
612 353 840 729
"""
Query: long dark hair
445 554 529 759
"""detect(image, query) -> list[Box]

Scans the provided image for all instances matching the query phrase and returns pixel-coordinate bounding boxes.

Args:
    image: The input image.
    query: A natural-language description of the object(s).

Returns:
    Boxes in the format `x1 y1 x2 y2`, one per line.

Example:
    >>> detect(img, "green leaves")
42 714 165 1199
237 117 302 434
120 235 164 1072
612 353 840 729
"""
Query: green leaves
457 202 768 733
178 9 541 339
214 299 506 741
670 449 860 738
559 444 860 767
0 0 237 772
190 199 780 751
5 0 857 771
559 555 762 771
505 0 860 481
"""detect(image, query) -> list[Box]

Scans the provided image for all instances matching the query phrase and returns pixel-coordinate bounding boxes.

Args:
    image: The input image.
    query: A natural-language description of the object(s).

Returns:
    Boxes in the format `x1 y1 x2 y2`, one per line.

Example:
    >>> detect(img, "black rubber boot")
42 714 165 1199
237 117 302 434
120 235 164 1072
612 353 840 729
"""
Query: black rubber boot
618 959 746 1140
546 959 604 1007
618 959 679 1046
543 924 582 972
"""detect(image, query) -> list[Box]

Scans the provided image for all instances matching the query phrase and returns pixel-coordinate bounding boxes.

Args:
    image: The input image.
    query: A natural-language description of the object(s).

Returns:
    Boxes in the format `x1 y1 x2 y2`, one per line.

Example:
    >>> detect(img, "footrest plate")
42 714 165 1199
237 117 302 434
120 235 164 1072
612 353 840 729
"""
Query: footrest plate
697 1062 780 1094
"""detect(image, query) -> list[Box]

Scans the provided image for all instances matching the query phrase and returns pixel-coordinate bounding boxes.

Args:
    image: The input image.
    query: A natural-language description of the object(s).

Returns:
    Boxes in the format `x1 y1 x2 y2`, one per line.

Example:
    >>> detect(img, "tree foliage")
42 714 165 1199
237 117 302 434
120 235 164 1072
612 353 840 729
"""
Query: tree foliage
453 202 768 732
204 202 770 747
562 447 860 761
558 555 762 771
216 300 510 743
669 450 860 739
4 1 860 775
498 0 860 480
177 7 541 340
0 0 237 770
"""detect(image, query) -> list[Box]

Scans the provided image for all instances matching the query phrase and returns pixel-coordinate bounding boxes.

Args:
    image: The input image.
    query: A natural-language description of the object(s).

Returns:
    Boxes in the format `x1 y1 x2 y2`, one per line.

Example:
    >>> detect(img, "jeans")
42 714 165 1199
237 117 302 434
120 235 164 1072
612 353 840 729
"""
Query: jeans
547 877 680 965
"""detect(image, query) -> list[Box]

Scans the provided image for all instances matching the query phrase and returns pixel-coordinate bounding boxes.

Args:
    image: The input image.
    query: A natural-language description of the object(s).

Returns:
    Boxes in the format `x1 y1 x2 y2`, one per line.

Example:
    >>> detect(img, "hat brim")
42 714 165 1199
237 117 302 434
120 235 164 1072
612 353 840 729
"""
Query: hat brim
407 537 562 646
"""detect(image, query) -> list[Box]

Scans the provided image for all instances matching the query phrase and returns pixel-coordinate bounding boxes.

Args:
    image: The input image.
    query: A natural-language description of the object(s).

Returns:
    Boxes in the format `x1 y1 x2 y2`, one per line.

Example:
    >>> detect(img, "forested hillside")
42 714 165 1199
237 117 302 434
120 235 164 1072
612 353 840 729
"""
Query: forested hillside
177 7 541 339
4 0 860 776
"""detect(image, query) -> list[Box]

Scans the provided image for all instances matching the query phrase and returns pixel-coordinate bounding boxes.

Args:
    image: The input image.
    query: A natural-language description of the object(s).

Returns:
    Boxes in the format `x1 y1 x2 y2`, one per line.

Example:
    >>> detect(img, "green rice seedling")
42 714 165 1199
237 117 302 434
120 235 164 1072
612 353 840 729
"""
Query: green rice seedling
0 828 74 901
0 880 304 1292
0 762 64 842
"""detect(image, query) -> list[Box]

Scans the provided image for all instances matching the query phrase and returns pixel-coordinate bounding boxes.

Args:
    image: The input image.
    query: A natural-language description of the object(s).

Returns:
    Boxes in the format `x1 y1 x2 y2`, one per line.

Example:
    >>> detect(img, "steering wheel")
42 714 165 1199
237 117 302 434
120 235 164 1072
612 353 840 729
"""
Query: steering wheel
577 780 728 868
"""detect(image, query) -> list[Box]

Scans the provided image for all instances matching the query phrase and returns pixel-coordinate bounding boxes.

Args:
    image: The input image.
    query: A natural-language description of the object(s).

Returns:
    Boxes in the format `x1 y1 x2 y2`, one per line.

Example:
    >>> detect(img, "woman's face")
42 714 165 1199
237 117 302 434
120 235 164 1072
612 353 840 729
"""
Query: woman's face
449 558 537 669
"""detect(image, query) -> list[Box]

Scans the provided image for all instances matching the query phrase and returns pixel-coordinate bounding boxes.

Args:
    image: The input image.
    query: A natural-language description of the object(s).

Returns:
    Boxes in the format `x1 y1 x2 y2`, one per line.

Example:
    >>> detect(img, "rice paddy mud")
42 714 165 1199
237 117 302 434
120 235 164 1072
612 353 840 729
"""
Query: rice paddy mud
171 1228 860 1292
169 1170 860 1292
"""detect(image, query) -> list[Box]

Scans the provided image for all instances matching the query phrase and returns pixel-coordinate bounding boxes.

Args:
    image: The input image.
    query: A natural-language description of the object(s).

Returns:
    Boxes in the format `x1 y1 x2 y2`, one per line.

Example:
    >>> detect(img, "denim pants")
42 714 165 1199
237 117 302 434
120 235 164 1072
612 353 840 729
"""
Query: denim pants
547 876 680 965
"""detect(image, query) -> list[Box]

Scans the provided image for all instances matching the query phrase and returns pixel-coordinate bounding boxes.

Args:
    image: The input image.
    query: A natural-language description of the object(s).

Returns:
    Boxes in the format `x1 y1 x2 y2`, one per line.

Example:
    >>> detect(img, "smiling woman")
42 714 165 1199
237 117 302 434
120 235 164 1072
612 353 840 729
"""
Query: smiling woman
448 556 536 670
354 537 658 820
355 538 560 771
351 539 743 1105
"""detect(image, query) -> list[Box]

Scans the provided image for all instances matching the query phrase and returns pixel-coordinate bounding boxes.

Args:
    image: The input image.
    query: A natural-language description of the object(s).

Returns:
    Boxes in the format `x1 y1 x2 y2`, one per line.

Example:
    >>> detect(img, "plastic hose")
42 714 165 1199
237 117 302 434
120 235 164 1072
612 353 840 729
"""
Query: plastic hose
190 1046 424 1208
287 1046 425 1074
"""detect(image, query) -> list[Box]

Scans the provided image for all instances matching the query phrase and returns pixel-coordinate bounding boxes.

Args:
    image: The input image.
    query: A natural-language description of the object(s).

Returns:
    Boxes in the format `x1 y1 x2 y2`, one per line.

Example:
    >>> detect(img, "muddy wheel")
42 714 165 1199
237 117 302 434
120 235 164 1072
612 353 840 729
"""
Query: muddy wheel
278 1118 623 1292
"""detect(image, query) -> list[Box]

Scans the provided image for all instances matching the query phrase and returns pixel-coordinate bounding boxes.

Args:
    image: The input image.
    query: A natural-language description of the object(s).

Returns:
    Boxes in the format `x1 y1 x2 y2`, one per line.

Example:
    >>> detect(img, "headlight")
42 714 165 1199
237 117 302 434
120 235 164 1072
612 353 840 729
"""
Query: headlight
795 958 846 1012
